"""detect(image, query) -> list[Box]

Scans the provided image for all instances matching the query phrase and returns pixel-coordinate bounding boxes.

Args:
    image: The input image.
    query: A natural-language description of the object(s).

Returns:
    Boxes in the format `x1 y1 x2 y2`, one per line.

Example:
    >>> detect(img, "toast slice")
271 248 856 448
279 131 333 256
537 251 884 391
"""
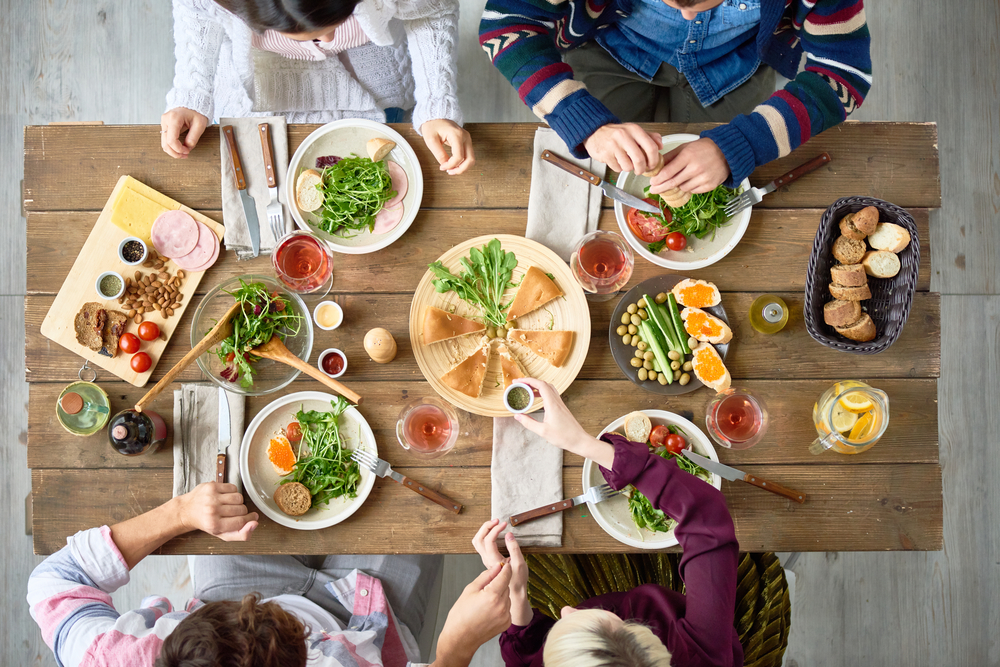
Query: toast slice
830 263 868 288
868 222 911 253
274 482 312 516
835 313 876 342
74 303 107 352
823 300 862 327
423 306 486 344
671 279 721 308
102 310 128 358
508 266 564 320
681 307 733 344
861 250 901 278
507 329 573 367
496 342 528 389
691 342 731 393
295 169 324 212
829 282 872 301
440 337 491 398
832 235 866 265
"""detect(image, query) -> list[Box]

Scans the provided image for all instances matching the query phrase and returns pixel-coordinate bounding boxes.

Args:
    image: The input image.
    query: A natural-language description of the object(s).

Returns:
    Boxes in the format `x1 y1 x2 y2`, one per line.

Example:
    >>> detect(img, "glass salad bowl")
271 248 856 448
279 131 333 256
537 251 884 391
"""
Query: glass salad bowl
191 275 313 396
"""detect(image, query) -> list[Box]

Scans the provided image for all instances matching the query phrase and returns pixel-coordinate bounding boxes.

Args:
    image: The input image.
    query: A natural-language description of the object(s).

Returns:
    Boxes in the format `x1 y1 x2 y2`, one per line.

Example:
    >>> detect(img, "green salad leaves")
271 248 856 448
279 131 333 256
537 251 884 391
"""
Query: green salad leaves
645 183 742 253
627 427 711 533
281 397 362 507
428 238 519 327
317 155 396 236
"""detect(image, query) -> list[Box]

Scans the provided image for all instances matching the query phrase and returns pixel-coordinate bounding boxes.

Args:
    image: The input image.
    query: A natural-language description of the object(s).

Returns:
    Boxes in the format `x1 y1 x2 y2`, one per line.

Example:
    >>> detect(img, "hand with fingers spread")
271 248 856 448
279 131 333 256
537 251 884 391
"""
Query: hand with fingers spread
432 561 514 667
160 107 209 159
176 482 259 542
649 137 730 195
583 124 662 176
421 119 475 175
472 519 532 626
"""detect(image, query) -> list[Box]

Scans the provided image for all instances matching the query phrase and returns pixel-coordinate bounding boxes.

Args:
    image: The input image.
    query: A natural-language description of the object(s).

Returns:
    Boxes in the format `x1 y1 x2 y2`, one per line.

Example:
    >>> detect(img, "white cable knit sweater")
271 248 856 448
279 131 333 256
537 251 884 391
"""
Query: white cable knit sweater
165 0 463 132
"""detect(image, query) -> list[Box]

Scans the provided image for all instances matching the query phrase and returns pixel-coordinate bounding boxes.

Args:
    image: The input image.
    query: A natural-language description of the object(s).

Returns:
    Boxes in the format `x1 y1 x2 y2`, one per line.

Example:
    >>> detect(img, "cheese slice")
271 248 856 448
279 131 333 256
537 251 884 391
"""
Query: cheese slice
440 338 491 398
110 186 170 244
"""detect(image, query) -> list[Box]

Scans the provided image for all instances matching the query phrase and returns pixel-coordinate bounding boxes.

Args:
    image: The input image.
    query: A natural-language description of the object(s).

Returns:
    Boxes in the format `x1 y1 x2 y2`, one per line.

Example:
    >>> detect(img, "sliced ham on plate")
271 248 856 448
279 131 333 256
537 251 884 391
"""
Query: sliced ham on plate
173 221 220 271
372 203 404 235
384 160 408 209
151 210 200 258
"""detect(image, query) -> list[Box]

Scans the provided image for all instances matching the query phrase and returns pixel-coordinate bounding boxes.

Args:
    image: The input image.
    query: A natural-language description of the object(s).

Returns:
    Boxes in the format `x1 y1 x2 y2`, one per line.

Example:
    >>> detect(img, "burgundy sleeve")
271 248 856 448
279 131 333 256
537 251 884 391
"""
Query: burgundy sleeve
499 609 555 667
599 434 741 666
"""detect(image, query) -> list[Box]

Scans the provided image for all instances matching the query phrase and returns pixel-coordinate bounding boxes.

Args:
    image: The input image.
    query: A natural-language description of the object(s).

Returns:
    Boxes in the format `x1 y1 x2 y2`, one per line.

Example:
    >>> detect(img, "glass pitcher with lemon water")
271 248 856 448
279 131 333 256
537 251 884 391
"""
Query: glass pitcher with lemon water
810 381 889 455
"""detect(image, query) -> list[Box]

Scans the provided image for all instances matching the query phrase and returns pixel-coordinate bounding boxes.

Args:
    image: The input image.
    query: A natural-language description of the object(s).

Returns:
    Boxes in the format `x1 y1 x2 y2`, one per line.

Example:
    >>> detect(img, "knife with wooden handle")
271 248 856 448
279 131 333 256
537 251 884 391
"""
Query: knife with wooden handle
683 450 806 503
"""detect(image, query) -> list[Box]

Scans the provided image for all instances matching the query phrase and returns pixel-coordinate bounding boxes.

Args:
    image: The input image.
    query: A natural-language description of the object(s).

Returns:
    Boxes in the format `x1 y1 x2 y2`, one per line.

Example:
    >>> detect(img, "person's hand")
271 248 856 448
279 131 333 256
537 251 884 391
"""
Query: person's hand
421 119 475 175
510 379 590 454
433 562 514 667
649 137 729 194
177 482 258 542
472 520 533 626
160 107 209 159
583 124 662 175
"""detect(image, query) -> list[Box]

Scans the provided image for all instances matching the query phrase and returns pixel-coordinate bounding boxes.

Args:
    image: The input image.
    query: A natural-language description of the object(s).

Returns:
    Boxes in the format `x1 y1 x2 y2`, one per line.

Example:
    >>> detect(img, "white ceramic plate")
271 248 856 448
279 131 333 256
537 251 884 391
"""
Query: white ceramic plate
614 133 752 270
239 391 377 530
285 119 424 254
582 410 722 549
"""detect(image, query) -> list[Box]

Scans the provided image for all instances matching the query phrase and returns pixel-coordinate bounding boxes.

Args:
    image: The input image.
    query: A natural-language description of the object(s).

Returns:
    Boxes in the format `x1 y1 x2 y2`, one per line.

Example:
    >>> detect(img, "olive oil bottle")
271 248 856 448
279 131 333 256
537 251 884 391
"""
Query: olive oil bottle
749 295 789 334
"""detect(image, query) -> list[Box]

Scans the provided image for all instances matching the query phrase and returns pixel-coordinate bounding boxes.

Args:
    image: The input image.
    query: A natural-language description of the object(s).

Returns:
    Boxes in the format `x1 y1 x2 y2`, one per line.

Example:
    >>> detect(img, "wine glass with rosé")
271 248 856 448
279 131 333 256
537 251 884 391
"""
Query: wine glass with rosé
396 396 459 459
705 388 769 450
569 230 634 301
272 230 334 297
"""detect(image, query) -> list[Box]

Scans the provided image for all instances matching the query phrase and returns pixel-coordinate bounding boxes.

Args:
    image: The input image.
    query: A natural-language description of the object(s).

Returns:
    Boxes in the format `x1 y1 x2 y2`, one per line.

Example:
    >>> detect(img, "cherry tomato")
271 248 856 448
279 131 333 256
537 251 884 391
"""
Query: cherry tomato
665 433 687 455
225 351 236 363
137 321 160 341
649 425 670 448
626 199 670 244
119 332 140 354
286 422 302 443
665 232 687 252
130 352 152 373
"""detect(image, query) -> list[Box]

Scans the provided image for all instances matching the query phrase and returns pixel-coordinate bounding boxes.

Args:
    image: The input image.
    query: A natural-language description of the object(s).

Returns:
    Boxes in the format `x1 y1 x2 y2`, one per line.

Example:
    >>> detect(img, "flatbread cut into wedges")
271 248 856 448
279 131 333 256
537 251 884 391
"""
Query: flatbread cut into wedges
496 342 528 388
507 329 573 368
507 266 564 319
423 306 486 344
440 337 491 398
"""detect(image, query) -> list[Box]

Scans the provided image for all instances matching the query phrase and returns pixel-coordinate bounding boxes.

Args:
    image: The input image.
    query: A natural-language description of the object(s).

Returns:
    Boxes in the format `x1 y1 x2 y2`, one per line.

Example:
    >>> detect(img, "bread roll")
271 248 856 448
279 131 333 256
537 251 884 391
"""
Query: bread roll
823 299 862 327
830 263 867 287
839 214 867 241
852 206 879 235
861 250 901 278
868 222 911 253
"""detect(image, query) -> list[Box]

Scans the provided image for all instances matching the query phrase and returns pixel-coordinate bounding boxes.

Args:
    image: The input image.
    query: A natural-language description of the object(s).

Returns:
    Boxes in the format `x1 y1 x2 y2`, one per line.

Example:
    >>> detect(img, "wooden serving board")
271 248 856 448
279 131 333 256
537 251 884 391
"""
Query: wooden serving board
409 234 591 417
40 176 224 387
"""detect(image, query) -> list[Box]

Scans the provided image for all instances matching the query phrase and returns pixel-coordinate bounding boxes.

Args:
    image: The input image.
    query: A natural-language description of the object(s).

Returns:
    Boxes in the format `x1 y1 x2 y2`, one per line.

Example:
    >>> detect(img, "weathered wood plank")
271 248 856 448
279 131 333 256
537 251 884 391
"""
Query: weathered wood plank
22 122 942 213
26 377 939 470
30 463 943 555
24 291 942 384
25 208 934 295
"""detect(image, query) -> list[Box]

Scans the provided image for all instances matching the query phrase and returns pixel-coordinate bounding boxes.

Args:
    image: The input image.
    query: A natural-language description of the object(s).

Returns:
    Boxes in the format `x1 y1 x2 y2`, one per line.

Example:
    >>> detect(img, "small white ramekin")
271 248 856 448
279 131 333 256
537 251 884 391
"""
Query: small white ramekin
95 271 125 300
118 237 148 266
317 348 348 379
313 300 344 331
503 381 536 414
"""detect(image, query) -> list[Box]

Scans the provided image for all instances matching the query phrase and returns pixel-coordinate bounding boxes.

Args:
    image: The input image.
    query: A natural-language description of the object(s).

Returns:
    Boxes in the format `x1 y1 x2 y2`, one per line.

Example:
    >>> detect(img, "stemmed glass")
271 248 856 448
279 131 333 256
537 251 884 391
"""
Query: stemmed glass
272 230 334 298
569 230 634 301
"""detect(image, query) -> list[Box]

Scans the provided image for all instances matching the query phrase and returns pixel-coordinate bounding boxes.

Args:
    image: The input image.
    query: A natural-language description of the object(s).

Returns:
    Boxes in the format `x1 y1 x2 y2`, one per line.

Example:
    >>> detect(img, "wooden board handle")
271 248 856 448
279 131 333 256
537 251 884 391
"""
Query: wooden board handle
540 149 601 186
510 498 575 526
258 123 277 188
743 473 807 504
396 475 463 513
772 152 831 189
216 453 226 483
222 125 247 191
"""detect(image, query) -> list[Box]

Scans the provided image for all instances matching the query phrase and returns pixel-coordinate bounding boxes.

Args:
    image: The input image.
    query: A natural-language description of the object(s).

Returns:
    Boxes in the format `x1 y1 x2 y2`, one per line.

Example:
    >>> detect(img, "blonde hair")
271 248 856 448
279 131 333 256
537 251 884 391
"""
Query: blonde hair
542 609 671 667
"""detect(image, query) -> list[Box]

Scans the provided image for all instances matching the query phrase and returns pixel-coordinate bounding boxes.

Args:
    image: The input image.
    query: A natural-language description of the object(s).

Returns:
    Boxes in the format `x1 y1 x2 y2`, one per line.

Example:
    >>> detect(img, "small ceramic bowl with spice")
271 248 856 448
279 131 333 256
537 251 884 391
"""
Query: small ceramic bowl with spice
318 348 347 379
118 236 148 266
313 300 343 331
504 381 536 414
95 271 125 300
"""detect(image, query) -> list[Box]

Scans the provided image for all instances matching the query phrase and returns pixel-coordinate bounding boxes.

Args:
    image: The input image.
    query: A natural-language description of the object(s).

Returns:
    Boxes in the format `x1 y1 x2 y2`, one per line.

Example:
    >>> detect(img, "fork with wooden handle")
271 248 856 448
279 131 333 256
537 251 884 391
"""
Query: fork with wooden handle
351 449 462 513
251 335 363 405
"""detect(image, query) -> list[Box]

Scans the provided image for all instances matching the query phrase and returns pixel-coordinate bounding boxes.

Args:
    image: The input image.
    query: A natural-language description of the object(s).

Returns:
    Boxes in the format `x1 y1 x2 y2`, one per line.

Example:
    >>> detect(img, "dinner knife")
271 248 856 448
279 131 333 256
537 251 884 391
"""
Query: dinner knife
222 125 261 257
540 149 661 214
217 387 230 483
682 450 806 503
509 484 621 527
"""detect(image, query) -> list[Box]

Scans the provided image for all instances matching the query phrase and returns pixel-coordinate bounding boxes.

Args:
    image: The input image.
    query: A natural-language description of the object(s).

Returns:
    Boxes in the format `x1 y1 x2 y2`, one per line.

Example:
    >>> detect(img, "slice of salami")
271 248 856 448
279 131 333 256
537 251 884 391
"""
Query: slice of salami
151 210 200 258
173 222 220 270
371 203 404 235
384 161 408 209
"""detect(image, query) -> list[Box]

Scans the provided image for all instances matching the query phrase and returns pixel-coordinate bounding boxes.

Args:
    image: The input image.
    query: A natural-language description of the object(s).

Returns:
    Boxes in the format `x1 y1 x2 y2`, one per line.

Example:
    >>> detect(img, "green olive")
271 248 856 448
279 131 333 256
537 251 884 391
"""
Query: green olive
627 303 638 314
637 298 647 308
648 370 658 381
496 326 507 339
637 341 648 351
657 373 669 385
632 337 640 347
486 325 497 339
674 369 682 380
643 351 654 361
637 368 648 381
679 373 691 386
655 292 668 304
617 325 628 336
628 324 638 335
507 318 517 329
683 361 693 372
630 314 642 326
622 333 632 345
667 350 681 361
630 357 643 368
670 360 681 371
634 348 644 359
642 360 652 370
638 309 648 320
688 337 700 350
621 313 631 325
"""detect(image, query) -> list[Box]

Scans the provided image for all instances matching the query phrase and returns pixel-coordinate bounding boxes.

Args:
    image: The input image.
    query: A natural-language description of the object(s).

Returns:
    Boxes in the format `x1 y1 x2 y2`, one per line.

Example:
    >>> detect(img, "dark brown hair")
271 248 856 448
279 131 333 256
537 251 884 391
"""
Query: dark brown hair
155 593 309 667
213 0 362 34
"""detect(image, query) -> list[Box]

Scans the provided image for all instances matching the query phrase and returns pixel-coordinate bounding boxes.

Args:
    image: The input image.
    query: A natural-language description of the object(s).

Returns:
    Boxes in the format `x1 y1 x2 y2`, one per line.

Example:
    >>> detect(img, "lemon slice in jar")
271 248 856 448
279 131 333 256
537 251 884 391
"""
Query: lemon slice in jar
830 402 859 434
849 412 876 441
839 391 874 413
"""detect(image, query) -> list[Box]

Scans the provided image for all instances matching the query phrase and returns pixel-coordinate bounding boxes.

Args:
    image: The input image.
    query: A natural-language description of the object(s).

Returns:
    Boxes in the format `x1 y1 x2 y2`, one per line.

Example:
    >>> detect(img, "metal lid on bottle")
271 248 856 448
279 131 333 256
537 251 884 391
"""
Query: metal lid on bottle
761 301 785 323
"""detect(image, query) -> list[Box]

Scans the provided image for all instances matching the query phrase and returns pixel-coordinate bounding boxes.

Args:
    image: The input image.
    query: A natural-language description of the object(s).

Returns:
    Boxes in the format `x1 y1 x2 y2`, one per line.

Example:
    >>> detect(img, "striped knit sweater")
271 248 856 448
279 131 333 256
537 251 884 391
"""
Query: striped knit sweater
479 0 871 186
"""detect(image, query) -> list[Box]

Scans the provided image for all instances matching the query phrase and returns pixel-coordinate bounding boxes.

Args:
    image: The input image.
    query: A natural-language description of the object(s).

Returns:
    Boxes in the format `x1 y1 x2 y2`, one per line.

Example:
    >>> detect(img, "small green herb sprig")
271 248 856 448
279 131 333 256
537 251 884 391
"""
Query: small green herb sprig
428 238 519 328
317 155 396 236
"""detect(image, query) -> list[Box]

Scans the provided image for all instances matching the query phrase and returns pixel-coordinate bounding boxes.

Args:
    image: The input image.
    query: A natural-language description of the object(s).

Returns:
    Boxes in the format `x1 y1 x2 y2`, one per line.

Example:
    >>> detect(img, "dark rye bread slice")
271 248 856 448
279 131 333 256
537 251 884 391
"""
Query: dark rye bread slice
832 235 866 265
835 313 876 342
830 263 867 287
823 299 862 327
102 310 128 358
274 482 312 516
829 282 872 301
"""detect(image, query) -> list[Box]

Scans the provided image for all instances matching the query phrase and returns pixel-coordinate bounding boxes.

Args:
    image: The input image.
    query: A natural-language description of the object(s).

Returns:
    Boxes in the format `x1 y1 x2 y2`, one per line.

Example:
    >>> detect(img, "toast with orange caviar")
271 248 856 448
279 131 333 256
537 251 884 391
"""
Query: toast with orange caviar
691 342 731 393
671 279 721 309
681 307 733 345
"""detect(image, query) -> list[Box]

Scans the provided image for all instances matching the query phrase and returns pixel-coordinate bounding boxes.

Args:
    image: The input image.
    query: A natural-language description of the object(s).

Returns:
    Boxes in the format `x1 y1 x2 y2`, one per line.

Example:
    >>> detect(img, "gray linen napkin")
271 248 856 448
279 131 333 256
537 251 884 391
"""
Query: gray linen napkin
489 129 605 547
219 117 291 260
172 384 246 496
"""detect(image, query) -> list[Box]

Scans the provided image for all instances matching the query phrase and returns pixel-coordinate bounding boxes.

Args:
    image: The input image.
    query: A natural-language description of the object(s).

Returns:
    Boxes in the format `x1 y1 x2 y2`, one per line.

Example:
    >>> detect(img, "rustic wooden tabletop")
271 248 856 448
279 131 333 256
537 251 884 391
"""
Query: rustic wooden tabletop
23 121 942 555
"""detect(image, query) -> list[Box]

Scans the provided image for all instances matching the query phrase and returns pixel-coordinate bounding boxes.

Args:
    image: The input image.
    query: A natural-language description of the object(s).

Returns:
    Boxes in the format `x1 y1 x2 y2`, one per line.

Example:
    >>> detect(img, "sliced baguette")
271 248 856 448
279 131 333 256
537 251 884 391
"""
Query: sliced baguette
832 235 866 265
274 482 312 516
868 222 911 253
830 263 868 287
861 250 901 278
829 282 872 301
681 307 733 344
367 138 396 162
852 206 879 235
691 342 731 393
623 411 652 443
839 214 867 241
835 313 876 342
295 169 324 212
672 278 721 308
823 299 862 327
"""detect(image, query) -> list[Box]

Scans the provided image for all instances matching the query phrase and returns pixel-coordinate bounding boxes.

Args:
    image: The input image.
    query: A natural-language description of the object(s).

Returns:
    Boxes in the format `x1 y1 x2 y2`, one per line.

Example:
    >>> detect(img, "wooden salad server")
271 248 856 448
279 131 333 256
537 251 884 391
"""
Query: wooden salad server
251 335 363 405
135 301 242 413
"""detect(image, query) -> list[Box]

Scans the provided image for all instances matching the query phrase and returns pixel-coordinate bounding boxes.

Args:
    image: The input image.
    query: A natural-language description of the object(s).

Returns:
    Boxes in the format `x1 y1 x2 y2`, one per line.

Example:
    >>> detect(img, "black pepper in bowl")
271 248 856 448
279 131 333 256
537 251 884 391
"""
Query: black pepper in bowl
121 240 145 263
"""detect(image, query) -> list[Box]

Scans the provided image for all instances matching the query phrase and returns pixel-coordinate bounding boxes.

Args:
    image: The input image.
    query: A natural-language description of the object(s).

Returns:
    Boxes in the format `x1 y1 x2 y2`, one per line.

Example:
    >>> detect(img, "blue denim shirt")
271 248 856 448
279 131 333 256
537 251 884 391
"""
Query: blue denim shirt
596 0 762 107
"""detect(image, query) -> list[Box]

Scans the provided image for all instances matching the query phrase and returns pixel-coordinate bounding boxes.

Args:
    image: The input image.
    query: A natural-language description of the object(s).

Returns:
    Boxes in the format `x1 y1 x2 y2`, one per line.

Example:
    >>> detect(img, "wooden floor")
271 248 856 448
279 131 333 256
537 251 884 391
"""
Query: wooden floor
1 1 997 665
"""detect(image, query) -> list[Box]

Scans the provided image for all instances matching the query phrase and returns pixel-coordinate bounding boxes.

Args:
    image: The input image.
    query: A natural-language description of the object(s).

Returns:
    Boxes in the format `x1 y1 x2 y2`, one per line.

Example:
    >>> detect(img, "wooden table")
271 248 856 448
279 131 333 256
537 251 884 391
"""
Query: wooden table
23 122 942 555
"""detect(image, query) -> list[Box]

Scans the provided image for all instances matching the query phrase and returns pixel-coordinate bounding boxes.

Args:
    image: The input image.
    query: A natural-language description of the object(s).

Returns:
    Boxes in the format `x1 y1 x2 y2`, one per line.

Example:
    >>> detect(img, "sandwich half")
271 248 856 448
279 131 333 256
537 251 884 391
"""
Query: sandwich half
507 329 573 368
423 306 486 344
508 266 564 319
440 337 491 398
496 342 528 388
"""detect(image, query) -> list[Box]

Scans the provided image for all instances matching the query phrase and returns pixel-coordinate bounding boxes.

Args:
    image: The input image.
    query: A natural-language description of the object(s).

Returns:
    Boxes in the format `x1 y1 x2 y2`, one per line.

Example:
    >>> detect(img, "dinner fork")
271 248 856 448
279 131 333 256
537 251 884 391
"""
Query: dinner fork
509 483 622 527
724 152 831 218
351 448 463 514
258 123 286 245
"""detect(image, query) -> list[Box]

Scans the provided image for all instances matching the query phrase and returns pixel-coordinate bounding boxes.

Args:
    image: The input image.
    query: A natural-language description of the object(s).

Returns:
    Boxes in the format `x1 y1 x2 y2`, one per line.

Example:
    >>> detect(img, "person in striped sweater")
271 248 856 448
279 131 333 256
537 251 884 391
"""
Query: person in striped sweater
480 0 871 194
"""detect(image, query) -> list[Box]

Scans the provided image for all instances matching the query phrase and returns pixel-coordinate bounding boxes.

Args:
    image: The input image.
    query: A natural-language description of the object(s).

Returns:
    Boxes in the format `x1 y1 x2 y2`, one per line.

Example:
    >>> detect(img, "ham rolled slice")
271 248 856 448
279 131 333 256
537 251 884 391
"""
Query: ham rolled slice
371 203 404 235
384 160 408 209
173 222 220 271
151 210 199 258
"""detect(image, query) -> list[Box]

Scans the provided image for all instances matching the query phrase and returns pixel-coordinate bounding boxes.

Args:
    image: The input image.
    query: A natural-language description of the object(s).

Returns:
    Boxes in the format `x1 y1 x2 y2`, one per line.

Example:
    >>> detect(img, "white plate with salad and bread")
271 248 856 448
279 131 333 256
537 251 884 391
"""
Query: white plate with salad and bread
582 410 722 549
614 133 752 270
286 119 424 255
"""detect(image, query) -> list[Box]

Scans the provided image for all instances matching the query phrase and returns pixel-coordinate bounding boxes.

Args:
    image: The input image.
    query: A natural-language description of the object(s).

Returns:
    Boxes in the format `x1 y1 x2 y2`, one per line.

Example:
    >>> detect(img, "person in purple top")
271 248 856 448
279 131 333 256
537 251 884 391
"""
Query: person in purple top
472 378 742 667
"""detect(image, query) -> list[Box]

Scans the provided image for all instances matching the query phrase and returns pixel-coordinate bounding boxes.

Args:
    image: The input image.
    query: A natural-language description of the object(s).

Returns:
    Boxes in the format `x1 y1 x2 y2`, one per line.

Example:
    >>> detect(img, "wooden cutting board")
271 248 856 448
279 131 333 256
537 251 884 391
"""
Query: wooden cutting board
40 176 224 387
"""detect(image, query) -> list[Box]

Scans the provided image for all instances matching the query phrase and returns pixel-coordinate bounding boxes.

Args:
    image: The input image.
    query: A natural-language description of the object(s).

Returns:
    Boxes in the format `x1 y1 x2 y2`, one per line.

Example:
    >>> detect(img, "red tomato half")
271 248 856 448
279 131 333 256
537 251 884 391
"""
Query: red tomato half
665 232 687 251
286 421 302 443
665 433 687 455
130 352 152 373
649 425 670 447
119 333 140 354
137 321 160 341
627 199 670 244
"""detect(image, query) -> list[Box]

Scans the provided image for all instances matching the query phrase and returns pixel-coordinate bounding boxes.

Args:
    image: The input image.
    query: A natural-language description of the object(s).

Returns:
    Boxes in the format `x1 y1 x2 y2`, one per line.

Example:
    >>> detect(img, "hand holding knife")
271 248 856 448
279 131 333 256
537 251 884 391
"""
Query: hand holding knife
540 149 661 214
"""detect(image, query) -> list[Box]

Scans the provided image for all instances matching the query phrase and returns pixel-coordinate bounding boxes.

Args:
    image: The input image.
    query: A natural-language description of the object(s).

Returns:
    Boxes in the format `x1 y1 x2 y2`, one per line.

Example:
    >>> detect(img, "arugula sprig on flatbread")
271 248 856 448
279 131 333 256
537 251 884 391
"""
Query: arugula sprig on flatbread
428 238 518 328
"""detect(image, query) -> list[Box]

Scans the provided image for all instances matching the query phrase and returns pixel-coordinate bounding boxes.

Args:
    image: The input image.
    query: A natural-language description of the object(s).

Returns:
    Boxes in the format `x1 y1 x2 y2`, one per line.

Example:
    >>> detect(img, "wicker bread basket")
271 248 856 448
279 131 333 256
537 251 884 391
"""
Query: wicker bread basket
804 196 920 354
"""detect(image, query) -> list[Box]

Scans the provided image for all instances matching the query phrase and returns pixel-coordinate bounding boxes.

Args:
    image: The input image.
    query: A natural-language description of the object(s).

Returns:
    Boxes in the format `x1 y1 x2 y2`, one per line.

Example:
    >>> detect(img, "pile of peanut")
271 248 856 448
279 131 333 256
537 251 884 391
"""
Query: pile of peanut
118 251 185 325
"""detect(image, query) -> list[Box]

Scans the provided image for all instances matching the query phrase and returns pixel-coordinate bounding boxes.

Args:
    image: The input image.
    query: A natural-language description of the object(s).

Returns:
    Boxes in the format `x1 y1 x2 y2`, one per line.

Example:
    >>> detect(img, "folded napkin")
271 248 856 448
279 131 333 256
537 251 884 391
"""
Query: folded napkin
219 116 292 259
490 129 605 547
172 384 245 497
